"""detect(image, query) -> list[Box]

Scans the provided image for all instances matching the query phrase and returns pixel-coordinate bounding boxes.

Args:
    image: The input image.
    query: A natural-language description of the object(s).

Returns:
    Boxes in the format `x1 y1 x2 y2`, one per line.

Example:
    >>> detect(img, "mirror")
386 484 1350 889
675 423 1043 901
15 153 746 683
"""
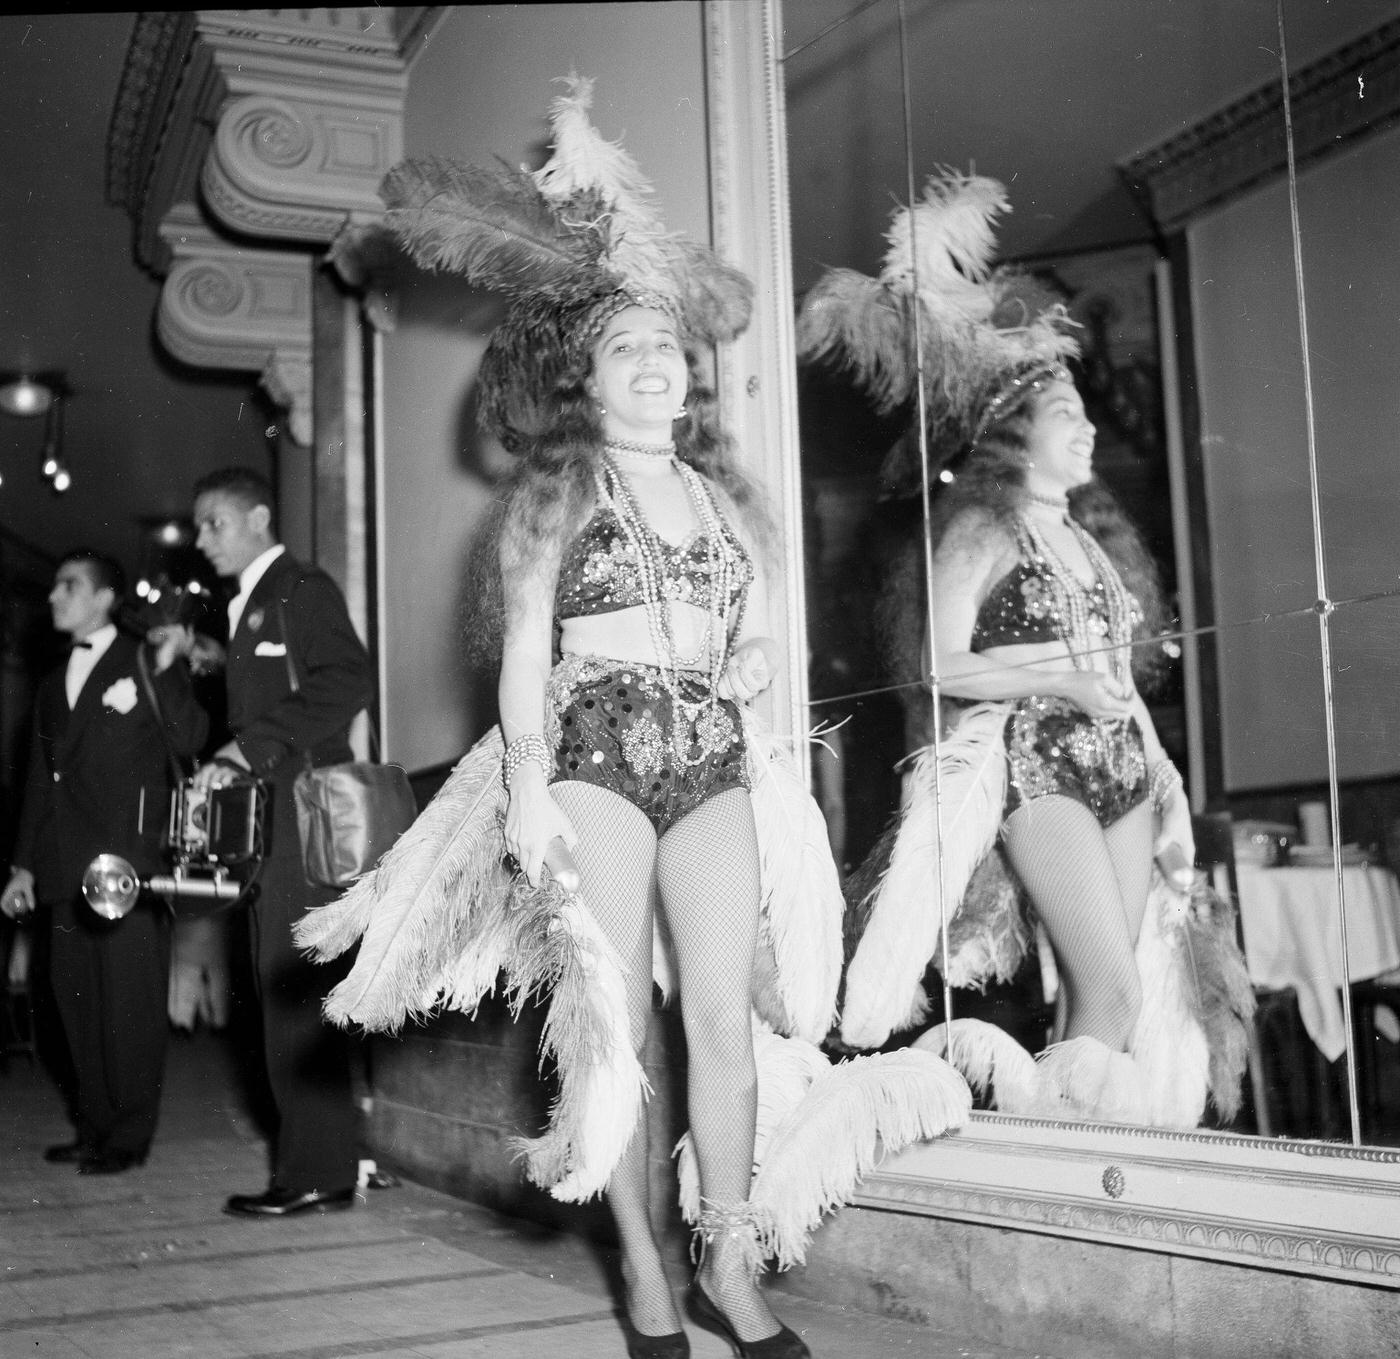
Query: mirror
781 0 1400 1150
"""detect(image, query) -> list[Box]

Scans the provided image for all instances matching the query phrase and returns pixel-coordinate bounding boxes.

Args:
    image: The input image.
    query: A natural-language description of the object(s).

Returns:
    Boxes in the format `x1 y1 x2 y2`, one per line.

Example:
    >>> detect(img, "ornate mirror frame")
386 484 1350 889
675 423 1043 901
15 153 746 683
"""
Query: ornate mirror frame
703 0 1400 1290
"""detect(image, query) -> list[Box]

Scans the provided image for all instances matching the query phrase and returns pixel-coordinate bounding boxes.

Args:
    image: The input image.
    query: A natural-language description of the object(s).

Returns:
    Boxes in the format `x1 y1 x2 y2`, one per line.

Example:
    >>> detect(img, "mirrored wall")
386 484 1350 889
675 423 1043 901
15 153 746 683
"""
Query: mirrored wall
781 0 1400 1149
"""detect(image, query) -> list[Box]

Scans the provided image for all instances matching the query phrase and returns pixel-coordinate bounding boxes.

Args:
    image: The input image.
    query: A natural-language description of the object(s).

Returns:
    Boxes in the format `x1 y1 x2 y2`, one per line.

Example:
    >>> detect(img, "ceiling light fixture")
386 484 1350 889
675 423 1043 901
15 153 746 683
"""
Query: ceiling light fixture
0 370 65 418
0 370 74 492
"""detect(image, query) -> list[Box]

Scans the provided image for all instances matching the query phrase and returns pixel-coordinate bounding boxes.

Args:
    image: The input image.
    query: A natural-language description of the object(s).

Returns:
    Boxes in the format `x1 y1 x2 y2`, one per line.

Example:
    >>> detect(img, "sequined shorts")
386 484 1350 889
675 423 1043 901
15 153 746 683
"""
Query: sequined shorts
1003 696 1148 828
545 655 749 836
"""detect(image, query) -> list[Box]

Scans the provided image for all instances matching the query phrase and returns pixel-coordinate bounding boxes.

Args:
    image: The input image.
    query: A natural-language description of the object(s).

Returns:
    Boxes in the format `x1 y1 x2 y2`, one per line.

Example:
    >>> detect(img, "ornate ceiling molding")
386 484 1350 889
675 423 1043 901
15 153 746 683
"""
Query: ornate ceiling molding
1121 19 1400 234
109 10 447 426
108 8 446 270
156 205 313 445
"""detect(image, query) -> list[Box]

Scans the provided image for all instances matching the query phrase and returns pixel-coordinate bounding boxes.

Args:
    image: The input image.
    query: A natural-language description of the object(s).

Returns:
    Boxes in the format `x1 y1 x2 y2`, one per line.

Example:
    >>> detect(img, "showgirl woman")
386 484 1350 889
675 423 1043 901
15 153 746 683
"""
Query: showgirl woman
801 172 1249 1124
494 293 802 1357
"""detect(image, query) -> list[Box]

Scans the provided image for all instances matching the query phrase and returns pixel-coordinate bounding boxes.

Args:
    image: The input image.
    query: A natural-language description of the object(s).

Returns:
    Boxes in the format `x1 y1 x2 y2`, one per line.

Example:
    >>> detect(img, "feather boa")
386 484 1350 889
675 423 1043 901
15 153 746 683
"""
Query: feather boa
840 703 1008 1049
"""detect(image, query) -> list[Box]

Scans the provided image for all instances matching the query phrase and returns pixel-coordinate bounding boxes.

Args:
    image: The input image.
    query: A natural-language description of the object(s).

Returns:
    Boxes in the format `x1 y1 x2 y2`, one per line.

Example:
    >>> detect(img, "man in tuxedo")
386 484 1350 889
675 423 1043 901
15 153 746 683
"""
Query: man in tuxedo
187 466 372 1217
0 550 207 1173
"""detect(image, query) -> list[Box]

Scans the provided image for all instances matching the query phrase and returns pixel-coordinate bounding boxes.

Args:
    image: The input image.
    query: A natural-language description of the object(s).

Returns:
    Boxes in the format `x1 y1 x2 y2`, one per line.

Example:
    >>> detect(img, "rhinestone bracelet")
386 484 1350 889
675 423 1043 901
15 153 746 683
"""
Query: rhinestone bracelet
1148 758 1183 812
502 733 551 789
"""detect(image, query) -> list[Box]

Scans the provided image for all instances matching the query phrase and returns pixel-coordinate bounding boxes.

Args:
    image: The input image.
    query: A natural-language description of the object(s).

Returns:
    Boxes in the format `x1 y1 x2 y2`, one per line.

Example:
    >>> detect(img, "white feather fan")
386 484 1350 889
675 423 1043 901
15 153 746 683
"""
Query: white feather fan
674 1024 832 1226
743 713 845 1044
294 728 509 1031
913 1017 1051 1116
1129 872 1211 1128
750 1048 971 1270
518 893 650 1202
840 703 1008 1050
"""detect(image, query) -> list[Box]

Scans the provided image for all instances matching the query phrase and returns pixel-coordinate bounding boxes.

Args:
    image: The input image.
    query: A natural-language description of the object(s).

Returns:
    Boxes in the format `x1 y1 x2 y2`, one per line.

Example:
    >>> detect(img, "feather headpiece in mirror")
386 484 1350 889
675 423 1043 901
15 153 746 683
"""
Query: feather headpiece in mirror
795 170 1080 489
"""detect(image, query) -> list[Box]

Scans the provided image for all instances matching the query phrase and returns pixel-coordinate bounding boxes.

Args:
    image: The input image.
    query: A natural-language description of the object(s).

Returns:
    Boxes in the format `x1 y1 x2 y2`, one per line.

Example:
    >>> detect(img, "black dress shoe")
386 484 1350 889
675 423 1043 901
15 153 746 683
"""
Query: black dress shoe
44 1140 93 1164
687 1284 810 1359
79 1148 147 1175
224 1185 355 1217
619 1308 690 1359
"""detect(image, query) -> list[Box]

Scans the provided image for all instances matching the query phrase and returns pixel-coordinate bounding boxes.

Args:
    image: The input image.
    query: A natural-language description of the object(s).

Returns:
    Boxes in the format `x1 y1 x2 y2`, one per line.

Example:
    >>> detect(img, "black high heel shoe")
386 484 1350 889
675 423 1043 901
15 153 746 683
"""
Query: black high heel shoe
618 1307 690 1359
687 1283 810 1359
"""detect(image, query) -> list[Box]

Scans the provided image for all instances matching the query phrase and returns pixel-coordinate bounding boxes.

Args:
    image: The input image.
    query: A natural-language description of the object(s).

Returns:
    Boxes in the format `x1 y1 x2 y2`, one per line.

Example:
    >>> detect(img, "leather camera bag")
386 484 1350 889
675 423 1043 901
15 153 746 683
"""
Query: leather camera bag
293 759 417 888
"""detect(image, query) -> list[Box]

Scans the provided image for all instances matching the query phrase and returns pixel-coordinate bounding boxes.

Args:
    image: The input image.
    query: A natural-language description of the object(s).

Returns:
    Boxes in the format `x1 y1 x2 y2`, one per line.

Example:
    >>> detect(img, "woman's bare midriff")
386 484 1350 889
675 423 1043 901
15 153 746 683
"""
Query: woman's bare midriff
559 600 718 670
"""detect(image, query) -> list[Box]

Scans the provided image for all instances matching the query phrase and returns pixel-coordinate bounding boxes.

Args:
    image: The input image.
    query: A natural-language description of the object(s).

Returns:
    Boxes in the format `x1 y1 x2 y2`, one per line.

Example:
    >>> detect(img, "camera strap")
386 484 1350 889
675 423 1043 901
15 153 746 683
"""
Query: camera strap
135 644 189 785
276 594 384 761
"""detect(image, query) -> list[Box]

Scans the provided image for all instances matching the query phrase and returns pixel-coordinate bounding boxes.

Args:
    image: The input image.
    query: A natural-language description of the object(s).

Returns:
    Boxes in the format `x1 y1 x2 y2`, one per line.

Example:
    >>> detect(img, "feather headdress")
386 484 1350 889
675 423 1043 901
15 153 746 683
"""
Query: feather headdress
379 74 752 451
795 169 1080 486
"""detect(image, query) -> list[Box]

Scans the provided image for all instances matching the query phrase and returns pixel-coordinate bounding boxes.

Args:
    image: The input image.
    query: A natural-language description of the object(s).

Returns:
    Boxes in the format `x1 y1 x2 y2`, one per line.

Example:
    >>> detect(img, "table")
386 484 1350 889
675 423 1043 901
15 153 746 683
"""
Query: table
1235 862 1400 1061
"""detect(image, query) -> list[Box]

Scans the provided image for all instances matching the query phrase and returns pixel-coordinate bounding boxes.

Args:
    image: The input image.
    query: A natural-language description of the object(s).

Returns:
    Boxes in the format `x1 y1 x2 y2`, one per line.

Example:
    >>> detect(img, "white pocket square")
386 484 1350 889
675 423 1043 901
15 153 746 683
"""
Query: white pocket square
102 677 139 715
254 641 288 657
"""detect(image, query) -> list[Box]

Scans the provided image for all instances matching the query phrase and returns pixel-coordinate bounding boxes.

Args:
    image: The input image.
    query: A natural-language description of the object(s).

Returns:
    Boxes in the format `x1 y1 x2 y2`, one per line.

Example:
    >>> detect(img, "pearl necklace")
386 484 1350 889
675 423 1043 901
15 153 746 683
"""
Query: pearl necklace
600 454 745 766
1018 513 1139 684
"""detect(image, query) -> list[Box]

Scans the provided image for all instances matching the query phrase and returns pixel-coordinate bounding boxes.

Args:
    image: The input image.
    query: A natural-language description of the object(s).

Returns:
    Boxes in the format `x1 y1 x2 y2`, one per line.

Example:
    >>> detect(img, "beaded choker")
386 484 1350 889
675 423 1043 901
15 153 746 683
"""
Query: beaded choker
1025 490 1071 514
604 437 676 460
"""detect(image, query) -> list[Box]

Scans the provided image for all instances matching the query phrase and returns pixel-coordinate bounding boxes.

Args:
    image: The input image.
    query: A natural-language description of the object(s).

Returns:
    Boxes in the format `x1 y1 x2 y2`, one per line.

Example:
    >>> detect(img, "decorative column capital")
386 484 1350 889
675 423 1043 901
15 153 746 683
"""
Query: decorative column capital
156 205 314 444
200 90 402 244
193 8 445 245
109 9 447 264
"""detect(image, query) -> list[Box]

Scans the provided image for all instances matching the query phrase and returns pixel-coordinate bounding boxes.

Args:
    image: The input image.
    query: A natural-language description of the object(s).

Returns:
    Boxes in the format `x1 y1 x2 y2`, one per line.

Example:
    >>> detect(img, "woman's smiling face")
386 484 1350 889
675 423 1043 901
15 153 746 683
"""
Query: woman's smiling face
1024 378 1096 493
589 305 688 440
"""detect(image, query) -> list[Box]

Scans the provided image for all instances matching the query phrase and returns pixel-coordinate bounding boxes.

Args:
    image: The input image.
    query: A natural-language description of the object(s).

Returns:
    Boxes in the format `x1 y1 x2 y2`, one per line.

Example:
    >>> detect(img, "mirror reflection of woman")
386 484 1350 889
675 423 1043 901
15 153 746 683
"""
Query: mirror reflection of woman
801 171 1252 1126
922 366 1191 1069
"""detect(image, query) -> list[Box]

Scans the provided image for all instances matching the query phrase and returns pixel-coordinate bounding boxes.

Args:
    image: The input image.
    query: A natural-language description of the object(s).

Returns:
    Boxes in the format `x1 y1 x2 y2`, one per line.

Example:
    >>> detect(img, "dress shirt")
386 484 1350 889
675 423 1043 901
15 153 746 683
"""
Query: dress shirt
227 544 286 639
65 623 116 709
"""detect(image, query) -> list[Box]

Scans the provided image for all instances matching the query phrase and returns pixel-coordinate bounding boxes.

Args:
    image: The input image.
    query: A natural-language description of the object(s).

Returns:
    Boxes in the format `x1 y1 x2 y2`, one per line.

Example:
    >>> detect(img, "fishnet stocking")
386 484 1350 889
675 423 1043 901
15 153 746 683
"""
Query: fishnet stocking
1003 795 1154 1050
658 790 780 1344
549 783 776 1342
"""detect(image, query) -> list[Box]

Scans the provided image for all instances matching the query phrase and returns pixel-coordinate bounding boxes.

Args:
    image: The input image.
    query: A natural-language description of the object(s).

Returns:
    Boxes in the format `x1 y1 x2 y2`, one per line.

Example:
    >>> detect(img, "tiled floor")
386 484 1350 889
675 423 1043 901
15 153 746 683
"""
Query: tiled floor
1 1028 1059 1358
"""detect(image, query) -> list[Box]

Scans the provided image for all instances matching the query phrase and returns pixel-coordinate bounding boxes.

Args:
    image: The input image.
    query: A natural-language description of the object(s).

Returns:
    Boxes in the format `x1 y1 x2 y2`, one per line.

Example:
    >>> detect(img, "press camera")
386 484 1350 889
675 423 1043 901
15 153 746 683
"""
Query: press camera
83 775 268 920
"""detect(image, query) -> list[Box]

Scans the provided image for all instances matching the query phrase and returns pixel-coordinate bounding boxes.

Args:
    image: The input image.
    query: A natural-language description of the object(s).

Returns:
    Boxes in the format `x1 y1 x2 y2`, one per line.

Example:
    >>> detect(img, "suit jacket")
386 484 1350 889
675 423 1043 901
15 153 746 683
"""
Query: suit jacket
13 631 209 904
225 551 372 787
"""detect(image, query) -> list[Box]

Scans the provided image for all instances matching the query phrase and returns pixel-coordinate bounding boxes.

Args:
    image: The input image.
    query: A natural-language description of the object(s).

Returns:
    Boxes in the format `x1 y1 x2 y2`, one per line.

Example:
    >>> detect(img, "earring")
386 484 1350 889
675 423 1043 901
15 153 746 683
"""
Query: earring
596 402 607 416
673 405 688 419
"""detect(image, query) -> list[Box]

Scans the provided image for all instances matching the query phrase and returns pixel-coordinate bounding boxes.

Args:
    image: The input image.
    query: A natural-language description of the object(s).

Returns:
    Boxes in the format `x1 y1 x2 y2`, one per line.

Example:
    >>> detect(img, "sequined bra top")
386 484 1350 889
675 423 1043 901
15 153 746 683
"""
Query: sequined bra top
971 520 1138 652
555 501 754 622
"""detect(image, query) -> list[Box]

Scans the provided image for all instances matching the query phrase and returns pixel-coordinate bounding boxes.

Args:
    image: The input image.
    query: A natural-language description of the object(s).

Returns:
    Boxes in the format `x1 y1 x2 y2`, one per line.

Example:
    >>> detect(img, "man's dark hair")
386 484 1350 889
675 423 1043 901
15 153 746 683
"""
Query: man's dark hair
192 466 277 526
59 549 126 605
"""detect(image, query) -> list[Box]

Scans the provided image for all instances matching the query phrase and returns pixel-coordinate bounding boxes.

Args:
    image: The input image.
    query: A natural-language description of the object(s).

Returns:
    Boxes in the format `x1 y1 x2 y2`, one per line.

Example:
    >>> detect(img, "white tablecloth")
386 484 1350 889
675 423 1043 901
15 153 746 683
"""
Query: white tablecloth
1235 863 1400 1061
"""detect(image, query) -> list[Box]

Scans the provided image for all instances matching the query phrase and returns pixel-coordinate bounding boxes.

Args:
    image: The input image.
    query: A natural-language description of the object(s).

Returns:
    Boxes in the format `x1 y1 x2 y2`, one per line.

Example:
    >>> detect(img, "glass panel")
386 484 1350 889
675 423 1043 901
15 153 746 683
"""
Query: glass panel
782 0 1397 1146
